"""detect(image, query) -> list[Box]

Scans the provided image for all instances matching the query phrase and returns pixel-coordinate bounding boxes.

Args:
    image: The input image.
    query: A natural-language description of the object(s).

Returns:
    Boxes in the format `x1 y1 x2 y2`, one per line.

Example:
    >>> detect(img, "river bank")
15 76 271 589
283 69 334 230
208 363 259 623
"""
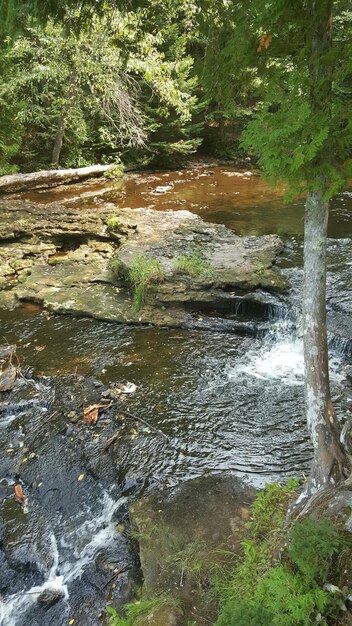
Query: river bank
1 166 352 625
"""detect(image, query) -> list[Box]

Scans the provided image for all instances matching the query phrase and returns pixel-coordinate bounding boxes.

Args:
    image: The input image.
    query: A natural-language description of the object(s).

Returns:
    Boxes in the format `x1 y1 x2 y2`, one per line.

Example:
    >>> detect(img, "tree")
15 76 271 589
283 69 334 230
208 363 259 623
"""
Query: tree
238 0 352 499
0 3 201 171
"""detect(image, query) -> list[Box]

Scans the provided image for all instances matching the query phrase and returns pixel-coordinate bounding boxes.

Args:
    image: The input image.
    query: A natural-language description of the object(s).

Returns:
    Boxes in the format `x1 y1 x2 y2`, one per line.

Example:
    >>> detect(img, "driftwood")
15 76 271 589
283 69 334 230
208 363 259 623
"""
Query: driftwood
0 164 113 194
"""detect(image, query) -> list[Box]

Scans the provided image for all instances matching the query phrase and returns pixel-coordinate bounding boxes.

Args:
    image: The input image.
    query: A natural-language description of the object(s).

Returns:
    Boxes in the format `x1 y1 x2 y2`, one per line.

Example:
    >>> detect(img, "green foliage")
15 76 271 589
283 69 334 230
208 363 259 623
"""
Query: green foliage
214 480 348 626
110 258 121 275
104 161 124 179
129 254 164 311
107 216 122 232
237 0 352 199
256 565 327 626
215 600 273 626
175 247 214 279
250 477 299 540
0 2 203 172
215 480 299 604
107 595 180 626
289 518 343 582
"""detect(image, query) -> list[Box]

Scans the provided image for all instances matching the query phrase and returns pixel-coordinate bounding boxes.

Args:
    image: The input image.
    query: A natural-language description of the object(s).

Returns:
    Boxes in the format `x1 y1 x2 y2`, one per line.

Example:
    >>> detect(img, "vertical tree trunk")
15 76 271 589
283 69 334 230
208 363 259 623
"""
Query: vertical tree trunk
303 190 348 493
51 69 77 167
299 0 351 498
51 114 66 167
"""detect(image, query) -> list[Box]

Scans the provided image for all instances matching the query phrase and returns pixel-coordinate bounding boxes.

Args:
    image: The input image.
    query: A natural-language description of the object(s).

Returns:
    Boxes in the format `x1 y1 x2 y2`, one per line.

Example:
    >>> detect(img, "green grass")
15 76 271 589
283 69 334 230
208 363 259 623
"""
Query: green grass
107 595 181 626
129 254 164 311
175 247 214 279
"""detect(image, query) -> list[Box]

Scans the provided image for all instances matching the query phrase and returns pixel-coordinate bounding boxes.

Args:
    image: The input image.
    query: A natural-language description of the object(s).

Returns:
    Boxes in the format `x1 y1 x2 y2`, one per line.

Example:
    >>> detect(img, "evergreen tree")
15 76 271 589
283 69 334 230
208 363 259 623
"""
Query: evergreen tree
238 0 352 498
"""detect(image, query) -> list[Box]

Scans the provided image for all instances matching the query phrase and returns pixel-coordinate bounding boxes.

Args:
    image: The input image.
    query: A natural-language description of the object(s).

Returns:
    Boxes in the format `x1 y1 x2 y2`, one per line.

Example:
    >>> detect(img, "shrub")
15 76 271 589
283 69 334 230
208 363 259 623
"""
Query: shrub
256 565 327 626
215 600 273 626
289 518 343 582
107 216 122 232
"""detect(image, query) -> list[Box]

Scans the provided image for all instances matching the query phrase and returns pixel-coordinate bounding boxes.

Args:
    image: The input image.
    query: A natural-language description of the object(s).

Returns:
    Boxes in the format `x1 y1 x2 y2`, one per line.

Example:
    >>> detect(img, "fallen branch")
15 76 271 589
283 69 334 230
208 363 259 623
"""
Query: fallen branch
0 164 114 194
100 565 131 591
120 408 170 441
103 432 120 450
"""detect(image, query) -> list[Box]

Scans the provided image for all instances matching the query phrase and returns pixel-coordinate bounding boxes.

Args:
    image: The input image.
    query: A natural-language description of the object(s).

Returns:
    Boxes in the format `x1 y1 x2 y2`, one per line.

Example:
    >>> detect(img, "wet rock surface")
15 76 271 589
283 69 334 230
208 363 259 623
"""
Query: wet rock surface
0 186 286 328
0 368 142 626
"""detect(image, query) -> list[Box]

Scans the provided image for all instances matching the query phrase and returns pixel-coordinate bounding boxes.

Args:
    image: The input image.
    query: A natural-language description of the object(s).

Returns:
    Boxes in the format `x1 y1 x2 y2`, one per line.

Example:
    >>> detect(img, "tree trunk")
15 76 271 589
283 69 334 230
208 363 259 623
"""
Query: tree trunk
0 165 114 194
297 0 351 500
303 190 348 494
51 69 77 167
51 114 67 167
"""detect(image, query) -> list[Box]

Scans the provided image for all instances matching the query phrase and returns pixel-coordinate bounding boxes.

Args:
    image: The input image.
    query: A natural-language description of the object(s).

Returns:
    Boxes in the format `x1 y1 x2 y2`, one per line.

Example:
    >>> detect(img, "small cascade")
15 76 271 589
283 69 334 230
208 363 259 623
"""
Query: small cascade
0 494 126 626
228 304 348 387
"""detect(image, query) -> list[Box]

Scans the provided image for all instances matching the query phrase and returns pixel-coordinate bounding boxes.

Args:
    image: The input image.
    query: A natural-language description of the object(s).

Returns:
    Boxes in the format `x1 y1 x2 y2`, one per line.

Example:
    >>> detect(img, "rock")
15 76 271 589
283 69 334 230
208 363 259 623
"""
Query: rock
37 587 65 608
0 192 288 330
0 364 17 392
129 475 255 624
152 185 174 194
0 345 16 361
115 208 287 304
140 605 185 626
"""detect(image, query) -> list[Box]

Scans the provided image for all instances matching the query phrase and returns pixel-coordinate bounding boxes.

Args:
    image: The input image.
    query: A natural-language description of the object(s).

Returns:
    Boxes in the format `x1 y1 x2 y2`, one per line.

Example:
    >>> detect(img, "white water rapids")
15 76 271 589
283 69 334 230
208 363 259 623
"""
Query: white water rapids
228 318 347 387
0 493 126 626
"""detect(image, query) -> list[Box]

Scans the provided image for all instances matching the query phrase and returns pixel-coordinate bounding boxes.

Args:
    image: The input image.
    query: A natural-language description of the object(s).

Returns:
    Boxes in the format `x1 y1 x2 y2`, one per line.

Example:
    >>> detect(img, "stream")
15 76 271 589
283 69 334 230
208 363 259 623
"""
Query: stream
0 167 351 625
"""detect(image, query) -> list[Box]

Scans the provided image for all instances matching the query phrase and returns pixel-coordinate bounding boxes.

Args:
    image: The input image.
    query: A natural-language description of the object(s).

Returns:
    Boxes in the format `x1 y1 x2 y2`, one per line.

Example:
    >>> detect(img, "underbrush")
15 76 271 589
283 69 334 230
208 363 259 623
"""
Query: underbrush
107 479 352 626
215 480 351 626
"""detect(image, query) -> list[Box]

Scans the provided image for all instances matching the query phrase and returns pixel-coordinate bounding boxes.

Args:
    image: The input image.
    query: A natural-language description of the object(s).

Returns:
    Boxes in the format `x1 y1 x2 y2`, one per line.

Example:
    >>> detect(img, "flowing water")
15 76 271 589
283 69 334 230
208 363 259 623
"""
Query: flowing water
1 166 352 624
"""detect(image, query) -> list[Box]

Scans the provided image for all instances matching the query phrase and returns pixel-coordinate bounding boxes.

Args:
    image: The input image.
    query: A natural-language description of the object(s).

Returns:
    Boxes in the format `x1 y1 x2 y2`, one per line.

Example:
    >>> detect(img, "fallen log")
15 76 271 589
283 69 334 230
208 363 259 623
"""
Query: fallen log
0 164 114 194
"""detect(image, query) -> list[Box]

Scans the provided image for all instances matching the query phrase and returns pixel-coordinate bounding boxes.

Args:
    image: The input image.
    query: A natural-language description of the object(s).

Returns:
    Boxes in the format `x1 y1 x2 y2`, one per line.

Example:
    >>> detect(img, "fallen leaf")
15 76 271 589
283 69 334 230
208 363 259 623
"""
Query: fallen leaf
14 484 24 501
69 620 75 625
83 403 112 426
83 405 99 426
78 474 85 481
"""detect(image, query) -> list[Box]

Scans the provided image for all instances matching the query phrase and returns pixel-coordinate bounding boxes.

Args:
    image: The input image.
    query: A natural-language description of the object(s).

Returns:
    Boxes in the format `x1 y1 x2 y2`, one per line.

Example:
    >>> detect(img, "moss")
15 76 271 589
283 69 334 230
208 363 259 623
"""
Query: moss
107 215 123 232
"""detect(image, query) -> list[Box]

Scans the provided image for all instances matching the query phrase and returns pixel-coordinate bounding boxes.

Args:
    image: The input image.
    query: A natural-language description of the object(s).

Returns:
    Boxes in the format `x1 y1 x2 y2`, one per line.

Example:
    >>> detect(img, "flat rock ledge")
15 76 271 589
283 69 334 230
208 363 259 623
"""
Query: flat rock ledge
0 195 287 327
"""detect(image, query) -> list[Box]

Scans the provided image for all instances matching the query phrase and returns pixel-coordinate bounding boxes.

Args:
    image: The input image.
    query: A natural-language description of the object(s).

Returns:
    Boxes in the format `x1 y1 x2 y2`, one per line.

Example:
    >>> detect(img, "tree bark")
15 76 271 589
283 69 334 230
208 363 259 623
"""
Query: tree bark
0 165 114 194
301 0 351 498
303 190 348 493
51 69 77 167
51 114 67 167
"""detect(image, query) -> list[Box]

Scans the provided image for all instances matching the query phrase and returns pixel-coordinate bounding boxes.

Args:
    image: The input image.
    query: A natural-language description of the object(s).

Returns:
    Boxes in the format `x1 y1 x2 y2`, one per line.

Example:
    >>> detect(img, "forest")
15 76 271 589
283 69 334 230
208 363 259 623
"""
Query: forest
0 1 352 626
0 0 265 174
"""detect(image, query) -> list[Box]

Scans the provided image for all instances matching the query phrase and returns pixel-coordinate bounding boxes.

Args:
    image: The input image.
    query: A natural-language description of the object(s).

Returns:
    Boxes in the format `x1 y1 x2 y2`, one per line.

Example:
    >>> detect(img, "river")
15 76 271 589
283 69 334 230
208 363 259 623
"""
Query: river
0 166 351 625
